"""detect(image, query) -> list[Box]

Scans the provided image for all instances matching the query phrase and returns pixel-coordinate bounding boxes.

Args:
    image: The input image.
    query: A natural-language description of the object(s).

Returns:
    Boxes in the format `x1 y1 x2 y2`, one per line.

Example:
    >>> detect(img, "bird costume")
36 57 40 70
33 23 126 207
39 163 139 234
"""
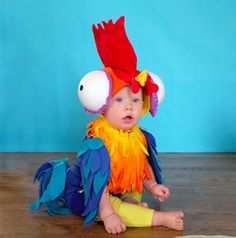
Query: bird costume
29 16 165 227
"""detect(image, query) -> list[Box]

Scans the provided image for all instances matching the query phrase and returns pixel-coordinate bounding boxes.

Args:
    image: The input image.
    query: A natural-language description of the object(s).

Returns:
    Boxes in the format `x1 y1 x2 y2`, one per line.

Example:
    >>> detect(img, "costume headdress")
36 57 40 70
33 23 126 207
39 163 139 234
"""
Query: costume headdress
78 16 165 116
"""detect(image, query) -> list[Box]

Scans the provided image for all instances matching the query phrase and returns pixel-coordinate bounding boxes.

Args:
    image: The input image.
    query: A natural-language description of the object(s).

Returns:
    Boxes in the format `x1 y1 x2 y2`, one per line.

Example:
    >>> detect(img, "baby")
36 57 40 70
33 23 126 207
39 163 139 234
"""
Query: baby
85 85 184 234
29 16 184 235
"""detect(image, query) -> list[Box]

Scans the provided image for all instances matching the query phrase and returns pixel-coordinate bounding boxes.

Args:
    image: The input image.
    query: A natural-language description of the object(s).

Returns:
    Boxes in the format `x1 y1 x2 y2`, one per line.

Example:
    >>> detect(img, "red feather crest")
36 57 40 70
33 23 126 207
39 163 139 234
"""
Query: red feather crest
92 16 137 73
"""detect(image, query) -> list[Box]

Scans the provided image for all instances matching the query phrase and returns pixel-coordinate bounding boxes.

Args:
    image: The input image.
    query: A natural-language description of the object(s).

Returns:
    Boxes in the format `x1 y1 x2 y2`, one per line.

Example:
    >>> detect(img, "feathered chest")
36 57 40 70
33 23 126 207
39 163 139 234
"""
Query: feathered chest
86 116 152 194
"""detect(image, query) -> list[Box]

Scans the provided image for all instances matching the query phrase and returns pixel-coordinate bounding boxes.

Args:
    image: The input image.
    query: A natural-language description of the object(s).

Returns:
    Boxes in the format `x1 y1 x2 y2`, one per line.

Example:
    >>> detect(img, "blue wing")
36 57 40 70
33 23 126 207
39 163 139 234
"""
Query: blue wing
77 137 110 226
141 129 162 184
29 158 72 215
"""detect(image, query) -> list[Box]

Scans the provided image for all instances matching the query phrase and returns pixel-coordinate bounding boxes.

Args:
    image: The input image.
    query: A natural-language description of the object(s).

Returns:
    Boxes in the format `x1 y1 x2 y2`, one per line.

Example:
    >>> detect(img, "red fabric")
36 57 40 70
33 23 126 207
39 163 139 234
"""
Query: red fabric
145 75 159 96
93 16 137 74
93 16 159 96
131 78 140 94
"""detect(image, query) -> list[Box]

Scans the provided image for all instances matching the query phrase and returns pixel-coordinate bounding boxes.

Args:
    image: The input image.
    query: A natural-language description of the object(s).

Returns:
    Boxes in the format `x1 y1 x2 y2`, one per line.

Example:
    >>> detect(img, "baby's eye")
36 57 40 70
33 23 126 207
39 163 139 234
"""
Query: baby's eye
133 98 140 103
115 97 123 102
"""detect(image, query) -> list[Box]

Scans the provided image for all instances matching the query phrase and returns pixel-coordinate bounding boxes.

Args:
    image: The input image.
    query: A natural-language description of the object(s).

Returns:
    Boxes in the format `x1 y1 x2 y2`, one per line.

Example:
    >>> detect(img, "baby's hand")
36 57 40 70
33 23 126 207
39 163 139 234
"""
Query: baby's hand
102 212 126 234
149 184 170 202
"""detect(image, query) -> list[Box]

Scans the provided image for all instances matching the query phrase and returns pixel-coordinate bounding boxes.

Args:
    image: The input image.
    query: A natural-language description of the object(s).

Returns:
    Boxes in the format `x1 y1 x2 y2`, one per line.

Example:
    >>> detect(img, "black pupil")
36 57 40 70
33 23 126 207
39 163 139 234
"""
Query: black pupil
80 85 83 91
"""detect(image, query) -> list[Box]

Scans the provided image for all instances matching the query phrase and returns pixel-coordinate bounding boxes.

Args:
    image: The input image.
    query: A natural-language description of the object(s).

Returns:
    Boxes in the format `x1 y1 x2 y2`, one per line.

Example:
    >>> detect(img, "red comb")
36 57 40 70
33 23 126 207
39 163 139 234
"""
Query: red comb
92 16 137 73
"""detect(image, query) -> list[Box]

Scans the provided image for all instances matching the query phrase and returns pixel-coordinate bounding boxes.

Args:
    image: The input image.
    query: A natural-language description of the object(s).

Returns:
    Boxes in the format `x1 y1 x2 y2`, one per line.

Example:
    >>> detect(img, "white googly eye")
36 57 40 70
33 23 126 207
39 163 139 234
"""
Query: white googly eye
149 72 165 104
78 70 111 113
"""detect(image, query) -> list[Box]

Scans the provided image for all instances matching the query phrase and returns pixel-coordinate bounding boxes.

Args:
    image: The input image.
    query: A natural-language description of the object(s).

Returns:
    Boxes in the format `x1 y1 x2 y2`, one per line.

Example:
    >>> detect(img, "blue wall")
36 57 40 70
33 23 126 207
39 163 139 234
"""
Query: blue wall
0 0 236 152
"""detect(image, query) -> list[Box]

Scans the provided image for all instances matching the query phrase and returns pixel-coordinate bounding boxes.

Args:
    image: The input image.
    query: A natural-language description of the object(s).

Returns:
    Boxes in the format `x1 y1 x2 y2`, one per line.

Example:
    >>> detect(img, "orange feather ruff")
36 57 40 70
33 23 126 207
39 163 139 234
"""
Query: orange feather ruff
86 116 152 194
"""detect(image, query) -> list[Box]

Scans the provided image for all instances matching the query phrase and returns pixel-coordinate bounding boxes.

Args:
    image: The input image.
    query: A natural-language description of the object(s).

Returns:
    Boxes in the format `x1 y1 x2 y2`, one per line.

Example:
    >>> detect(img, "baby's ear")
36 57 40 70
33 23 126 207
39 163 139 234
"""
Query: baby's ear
148 72 165 104
78 70 112 114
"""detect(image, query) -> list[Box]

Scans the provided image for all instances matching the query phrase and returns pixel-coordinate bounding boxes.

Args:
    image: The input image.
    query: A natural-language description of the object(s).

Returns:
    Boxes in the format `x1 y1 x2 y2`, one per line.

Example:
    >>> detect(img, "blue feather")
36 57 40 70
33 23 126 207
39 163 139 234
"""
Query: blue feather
79 150 90 166
30 169 53 210
91 151 101 174
82 188 100 215
39 169 52 199
99 148 110 176
83 175 91 206
141 129 162 184
83 152 94 180
78 137 110 226
29 159 71 214
78 138 105 157
33 162 52 183
93 170 109 195
84 209 98 226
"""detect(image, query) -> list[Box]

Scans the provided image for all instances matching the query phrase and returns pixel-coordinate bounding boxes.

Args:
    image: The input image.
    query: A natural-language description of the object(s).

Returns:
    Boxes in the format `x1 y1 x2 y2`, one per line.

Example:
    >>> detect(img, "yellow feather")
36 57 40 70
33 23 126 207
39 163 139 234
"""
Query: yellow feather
86 115 152 194
135 70 148 87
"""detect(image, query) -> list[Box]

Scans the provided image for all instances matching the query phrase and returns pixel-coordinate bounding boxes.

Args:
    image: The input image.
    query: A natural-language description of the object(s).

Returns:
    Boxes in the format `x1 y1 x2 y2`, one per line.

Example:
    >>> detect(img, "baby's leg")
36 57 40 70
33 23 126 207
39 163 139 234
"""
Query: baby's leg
111 196 184 230
110 196 153 227
121 191 149 208
152 211 184 230
99 190 126 234
122 196 149 208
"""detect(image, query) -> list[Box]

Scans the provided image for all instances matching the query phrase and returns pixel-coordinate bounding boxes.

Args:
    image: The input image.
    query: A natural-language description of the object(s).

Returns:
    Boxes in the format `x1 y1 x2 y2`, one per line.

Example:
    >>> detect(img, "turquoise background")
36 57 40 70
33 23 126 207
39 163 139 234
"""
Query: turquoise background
0 0 236 152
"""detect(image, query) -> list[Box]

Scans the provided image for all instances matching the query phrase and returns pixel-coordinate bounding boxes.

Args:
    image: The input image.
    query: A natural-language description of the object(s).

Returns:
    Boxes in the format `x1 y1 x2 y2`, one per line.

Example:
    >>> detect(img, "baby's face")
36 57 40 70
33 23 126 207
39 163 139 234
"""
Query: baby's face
104 86 143 130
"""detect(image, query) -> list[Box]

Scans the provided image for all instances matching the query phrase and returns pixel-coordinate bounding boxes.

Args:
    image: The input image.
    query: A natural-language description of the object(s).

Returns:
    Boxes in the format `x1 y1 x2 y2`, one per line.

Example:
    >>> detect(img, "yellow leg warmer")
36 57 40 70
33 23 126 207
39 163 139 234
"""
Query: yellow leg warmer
110 196 154 227
121 190 142 202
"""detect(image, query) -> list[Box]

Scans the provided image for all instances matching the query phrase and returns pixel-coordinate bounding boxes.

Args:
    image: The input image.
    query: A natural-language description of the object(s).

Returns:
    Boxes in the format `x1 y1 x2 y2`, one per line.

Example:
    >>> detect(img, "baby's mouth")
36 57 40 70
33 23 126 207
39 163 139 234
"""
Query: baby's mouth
122 115 133 124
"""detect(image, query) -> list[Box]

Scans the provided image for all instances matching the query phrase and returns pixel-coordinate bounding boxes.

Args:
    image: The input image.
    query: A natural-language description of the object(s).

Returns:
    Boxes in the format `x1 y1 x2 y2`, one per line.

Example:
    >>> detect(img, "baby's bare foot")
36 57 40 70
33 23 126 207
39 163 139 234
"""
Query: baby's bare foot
152 211 184 230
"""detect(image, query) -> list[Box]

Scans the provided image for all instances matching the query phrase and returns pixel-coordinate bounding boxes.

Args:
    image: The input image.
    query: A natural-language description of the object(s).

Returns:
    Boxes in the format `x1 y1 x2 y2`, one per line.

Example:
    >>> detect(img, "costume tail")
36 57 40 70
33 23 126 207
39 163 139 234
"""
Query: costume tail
29 158 72 215
29 139 110 226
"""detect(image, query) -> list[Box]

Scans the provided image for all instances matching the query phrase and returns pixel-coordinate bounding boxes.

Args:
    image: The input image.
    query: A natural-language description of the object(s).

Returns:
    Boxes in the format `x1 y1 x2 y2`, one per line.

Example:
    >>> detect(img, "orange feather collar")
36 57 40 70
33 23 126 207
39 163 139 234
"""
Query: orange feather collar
86 115 152 194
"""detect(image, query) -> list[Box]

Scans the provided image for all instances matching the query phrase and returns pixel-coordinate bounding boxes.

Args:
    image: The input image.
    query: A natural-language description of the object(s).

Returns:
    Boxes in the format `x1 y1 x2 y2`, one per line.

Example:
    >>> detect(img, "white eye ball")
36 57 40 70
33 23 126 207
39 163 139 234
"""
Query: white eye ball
149 72 165 104
78 70 111 113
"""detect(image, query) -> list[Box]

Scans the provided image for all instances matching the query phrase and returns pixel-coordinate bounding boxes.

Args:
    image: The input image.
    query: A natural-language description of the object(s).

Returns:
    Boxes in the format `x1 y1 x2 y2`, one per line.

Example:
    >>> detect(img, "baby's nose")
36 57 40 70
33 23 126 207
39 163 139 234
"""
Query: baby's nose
124 101 133 110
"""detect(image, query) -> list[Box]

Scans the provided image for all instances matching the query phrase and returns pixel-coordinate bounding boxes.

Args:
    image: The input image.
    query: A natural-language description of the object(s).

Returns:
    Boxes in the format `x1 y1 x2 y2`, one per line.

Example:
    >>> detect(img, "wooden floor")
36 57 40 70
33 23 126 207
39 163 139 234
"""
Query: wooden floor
0 153 236 238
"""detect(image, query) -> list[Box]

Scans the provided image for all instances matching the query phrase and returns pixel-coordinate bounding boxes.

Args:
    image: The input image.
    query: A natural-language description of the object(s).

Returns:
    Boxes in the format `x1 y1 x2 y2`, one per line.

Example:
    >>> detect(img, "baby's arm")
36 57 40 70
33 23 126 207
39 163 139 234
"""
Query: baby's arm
99 188 126 234
143 165 170 202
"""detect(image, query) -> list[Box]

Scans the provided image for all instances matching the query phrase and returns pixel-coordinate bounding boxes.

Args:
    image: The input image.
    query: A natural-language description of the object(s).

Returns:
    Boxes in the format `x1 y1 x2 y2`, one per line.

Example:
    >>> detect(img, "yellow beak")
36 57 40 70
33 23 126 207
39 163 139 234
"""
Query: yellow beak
135 70 148 87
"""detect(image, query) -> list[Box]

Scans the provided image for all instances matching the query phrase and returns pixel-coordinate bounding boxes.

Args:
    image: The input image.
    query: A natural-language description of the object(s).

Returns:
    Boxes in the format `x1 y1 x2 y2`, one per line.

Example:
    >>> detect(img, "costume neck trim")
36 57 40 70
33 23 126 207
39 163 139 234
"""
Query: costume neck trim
86 115 152 194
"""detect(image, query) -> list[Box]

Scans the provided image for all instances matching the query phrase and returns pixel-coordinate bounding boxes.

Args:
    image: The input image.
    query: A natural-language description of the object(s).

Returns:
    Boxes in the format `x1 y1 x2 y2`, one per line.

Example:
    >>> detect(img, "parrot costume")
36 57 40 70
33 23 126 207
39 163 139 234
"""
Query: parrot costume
29 16 165 227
